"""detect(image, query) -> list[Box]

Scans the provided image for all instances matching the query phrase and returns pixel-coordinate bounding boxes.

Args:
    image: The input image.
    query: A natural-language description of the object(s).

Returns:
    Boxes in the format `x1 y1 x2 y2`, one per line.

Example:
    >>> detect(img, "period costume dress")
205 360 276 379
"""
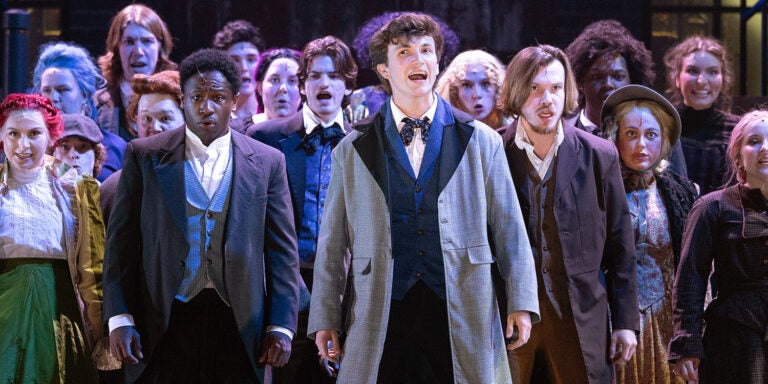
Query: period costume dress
0 156 106 383
617 167 696 384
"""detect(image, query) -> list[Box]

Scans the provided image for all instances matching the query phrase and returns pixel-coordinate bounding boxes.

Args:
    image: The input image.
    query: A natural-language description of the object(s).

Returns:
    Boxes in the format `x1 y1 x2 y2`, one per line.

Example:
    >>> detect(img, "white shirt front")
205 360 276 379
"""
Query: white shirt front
390 96 438 178
514 119 565 179
302 104 345 135
184 128 232 198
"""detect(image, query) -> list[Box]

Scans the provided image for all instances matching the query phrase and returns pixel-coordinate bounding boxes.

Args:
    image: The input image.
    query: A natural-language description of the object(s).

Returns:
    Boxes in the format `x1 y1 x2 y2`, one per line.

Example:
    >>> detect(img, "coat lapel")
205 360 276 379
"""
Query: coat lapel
154 129 187 239
278 114 306 223
353 108 391 207
435 101 473 194
226 132 259 244
380 102 417 180
501 122 531 212
554 125 583 202
419 99 445 183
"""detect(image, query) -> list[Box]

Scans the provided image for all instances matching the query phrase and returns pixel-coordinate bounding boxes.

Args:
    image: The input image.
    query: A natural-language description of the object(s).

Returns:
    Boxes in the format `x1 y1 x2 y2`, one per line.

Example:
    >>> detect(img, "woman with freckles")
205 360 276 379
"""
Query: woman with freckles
669 110 768 384
601 85 697 384
0 94 106 383
664 36 741 194
436 49 510 128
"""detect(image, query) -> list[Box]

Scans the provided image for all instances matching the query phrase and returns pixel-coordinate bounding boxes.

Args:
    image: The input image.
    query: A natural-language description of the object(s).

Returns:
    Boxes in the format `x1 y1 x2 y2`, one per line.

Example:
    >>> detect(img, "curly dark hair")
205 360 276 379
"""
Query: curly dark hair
212 19 265 52
299 36 358 108
179 49 241 95
353 11 460 71
565 19 655 108
369 13 445 94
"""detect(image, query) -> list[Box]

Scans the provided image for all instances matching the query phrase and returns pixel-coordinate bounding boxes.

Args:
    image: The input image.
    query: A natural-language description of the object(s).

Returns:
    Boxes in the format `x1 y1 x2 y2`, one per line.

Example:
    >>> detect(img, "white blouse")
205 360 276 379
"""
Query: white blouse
0 165 66 260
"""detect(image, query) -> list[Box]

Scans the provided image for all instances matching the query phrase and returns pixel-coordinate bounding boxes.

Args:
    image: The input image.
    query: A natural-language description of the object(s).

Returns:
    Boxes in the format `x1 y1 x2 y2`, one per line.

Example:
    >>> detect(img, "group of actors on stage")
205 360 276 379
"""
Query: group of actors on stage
0 4 765 384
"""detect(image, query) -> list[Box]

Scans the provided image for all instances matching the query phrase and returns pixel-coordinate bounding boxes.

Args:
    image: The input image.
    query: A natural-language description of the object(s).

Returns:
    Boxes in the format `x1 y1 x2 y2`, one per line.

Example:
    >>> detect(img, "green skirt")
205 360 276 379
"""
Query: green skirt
0 259 98 384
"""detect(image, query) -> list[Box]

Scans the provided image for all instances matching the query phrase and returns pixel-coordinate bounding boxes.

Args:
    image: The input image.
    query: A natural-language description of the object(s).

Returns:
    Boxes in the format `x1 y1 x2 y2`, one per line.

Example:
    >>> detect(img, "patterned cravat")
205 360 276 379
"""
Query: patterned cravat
300 123 345 154
400 117 431 146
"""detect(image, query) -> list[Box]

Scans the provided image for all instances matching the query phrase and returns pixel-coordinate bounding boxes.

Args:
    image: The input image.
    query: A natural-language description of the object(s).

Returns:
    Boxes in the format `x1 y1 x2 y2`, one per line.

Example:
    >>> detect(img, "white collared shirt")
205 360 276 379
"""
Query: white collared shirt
109 127 294 340
390 95 438 178
514 119 565 179
184 127 232 198
302 104 345 135
579 109 598 134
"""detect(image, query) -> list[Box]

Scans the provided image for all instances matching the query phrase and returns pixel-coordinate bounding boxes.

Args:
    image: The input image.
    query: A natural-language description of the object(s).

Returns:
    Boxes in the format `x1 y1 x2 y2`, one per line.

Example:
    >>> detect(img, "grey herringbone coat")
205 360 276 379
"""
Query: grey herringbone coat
307 99 539 384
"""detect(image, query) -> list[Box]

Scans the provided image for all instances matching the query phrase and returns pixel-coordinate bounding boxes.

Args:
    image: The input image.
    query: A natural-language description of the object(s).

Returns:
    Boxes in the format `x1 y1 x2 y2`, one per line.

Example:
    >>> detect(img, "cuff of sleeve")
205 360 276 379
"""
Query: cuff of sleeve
267 325 294 340
667 334 704 361
108 314 136 334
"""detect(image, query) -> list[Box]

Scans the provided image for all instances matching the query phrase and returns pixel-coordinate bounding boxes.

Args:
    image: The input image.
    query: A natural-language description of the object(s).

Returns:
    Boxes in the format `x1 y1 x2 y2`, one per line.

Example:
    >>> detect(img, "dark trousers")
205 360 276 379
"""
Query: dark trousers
273 268 336 384
700 316 767 384
137 289 257 384
508 291 589 384
377 280 454 384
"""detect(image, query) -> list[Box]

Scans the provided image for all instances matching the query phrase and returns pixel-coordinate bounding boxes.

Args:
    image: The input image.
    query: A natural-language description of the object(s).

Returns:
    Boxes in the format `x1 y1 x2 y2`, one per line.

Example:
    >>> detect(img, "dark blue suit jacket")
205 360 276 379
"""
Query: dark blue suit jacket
247 112 352 230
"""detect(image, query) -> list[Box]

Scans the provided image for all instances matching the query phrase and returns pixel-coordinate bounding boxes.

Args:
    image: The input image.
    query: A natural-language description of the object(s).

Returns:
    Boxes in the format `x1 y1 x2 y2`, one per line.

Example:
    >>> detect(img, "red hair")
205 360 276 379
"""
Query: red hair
0 94 64 148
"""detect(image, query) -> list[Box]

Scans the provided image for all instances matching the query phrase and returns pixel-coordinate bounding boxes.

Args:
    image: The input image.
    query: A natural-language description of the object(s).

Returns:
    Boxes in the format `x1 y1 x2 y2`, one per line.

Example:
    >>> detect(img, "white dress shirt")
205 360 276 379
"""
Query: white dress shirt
109 128 293 339
302 103 345 134
514 119 565 180
390 96 438 178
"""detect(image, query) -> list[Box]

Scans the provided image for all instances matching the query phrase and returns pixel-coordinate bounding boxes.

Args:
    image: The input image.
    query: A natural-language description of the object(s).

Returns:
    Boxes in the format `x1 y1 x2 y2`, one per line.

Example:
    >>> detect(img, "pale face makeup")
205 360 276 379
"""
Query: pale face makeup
457 63 496 121
617 106 663 172
40 67 87 114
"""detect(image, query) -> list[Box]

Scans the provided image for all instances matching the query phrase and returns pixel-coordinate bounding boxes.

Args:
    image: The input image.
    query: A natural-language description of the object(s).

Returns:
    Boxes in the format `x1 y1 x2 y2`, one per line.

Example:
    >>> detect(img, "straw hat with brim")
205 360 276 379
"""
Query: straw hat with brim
600 84 681 150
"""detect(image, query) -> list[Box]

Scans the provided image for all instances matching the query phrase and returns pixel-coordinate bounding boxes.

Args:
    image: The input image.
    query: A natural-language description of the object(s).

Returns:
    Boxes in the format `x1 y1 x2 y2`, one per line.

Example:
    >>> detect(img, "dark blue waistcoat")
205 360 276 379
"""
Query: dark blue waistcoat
388 147 445 301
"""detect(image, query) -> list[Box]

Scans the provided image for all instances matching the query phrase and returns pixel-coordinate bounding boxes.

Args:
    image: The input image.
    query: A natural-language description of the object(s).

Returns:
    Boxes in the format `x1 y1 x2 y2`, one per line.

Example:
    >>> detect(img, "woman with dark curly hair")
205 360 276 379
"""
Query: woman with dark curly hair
565 19 655 134
95 4 176 142
601 85 697 384
565 19 687 176
664 36 741 195
0 94 107 383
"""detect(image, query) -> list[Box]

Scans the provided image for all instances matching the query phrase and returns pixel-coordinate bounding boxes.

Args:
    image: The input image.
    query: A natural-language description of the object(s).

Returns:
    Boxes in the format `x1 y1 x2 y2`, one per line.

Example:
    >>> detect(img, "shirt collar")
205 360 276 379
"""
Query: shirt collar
579 109 598 132
390 93 439 132
514 118 565 155
302 104 345 135
185 127 232 158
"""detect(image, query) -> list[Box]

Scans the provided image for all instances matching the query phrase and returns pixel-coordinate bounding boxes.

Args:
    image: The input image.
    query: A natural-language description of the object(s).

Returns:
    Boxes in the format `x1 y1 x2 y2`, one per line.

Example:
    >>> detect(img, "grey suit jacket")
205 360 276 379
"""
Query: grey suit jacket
308 98 539 383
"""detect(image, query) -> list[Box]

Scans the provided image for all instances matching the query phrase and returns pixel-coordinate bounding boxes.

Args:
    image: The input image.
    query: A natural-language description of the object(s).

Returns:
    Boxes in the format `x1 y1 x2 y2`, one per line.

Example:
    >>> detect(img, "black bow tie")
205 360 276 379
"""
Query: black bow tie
300 123 345 154
400 117 431 146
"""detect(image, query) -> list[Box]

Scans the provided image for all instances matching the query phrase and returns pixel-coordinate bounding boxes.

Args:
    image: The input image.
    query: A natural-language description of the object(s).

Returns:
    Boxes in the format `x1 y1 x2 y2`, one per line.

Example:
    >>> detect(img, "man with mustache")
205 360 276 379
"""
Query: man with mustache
103 49 299 383
498 45 639 384
308 13 539 383
248 35 357 384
